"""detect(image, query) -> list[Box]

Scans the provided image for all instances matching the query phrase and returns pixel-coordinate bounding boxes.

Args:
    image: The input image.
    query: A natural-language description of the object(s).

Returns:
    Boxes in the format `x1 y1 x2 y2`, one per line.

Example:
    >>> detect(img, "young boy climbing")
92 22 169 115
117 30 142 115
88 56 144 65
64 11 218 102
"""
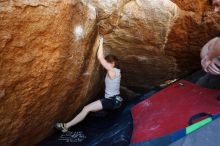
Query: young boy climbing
55 36 123 132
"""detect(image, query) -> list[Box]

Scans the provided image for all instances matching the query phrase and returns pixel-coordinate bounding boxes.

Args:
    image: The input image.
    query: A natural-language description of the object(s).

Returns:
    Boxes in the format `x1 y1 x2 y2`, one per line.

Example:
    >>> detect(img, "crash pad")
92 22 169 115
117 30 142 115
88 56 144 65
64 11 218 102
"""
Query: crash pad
131 80 220 144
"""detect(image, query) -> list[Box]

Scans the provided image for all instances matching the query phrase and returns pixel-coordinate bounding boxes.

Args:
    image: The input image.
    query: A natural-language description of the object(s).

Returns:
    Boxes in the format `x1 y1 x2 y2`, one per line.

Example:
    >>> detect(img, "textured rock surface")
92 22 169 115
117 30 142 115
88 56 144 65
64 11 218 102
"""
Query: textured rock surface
0 1 102 146
0 0 220 146
97 0 220 90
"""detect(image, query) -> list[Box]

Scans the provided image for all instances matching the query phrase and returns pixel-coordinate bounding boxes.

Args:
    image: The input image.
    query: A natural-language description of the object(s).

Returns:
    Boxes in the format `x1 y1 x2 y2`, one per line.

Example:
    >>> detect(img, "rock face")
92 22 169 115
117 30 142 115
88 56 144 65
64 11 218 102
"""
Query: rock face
97 0 220 90
0 0 220 146
0 1 102 146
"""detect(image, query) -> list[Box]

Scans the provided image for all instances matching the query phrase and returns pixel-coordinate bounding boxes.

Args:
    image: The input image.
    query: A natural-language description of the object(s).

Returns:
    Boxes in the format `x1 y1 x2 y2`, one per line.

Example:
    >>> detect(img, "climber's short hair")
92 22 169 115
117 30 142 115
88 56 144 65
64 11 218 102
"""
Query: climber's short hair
105 55 120 68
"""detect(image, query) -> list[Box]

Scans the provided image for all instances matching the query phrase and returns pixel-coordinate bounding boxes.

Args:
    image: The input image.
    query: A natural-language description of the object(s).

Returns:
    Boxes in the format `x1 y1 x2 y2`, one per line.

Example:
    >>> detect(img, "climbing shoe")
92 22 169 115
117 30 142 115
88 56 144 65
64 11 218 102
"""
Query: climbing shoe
54 123 68 133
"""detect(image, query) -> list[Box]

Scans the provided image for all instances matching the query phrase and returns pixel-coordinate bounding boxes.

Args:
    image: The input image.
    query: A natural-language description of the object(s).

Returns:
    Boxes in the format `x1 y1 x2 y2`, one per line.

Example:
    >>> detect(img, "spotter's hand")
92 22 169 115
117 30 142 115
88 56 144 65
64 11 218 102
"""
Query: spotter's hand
206 57 220 75
201 55 211 72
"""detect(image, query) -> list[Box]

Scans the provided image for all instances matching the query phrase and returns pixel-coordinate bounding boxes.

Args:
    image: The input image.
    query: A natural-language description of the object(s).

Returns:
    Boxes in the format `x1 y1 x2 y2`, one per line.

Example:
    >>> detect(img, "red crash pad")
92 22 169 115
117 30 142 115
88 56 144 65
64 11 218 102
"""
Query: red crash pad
131 80 220 143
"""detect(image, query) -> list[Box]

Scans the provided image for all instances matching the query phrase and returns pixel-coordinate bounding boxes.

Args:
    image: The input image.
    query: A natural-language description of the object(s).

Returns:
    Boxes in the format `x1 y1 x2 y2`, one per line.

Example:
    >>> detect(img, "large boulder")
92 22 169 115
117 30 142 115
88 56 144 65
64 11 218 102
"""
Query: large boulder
96 0 220 90
0 1 101 146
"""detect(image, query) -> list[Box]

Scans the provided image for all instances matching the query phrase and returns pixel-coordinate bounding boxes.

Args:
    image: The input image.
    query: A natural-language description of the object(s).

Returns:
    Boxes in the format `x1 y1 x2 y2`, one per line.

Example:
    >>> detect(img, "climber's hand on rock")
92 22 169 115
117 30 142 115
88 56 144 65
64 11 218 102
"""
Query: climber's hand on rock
99 37 103 45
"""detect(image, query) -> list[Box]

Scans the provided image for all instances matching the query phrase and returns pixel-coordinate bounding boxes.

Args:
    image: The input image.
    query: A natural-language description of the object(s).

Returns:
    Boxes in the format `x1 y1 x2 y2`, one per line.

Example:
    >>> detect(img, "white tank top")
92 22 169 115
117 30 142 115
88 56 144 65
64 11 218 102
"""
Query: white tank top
104 68 121 98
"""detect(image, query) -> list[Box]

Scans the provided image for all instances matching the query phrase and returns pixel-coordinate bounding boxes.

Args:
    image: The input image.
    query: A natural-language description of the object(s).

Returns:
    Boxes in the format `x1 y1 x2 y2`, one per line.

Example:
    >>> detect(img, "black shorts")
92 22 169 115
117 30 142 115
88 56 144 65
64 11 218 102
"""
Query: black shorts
100 95 123 110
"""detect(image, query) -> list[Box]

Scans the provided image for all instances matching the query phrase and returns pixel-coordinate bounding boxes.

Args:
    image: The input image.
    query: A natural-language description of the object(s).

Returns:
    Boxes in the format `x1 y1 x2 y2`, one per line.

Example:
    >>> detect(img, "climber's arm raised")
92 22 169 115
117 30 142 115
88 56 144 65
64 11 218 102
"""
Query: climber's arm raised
97 37 116 79
97 37 112 70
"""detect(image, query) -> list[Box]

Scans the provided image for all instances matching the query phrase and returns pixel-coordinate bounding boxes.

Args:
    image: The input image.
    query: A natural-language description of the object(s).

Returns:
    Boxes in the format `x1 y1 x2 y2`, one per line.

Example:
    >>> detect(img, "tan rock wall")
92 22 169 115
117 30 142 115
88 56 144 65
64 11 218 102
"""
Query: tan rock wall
0 1 101 146
96 0 179 90
97 0 220 90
